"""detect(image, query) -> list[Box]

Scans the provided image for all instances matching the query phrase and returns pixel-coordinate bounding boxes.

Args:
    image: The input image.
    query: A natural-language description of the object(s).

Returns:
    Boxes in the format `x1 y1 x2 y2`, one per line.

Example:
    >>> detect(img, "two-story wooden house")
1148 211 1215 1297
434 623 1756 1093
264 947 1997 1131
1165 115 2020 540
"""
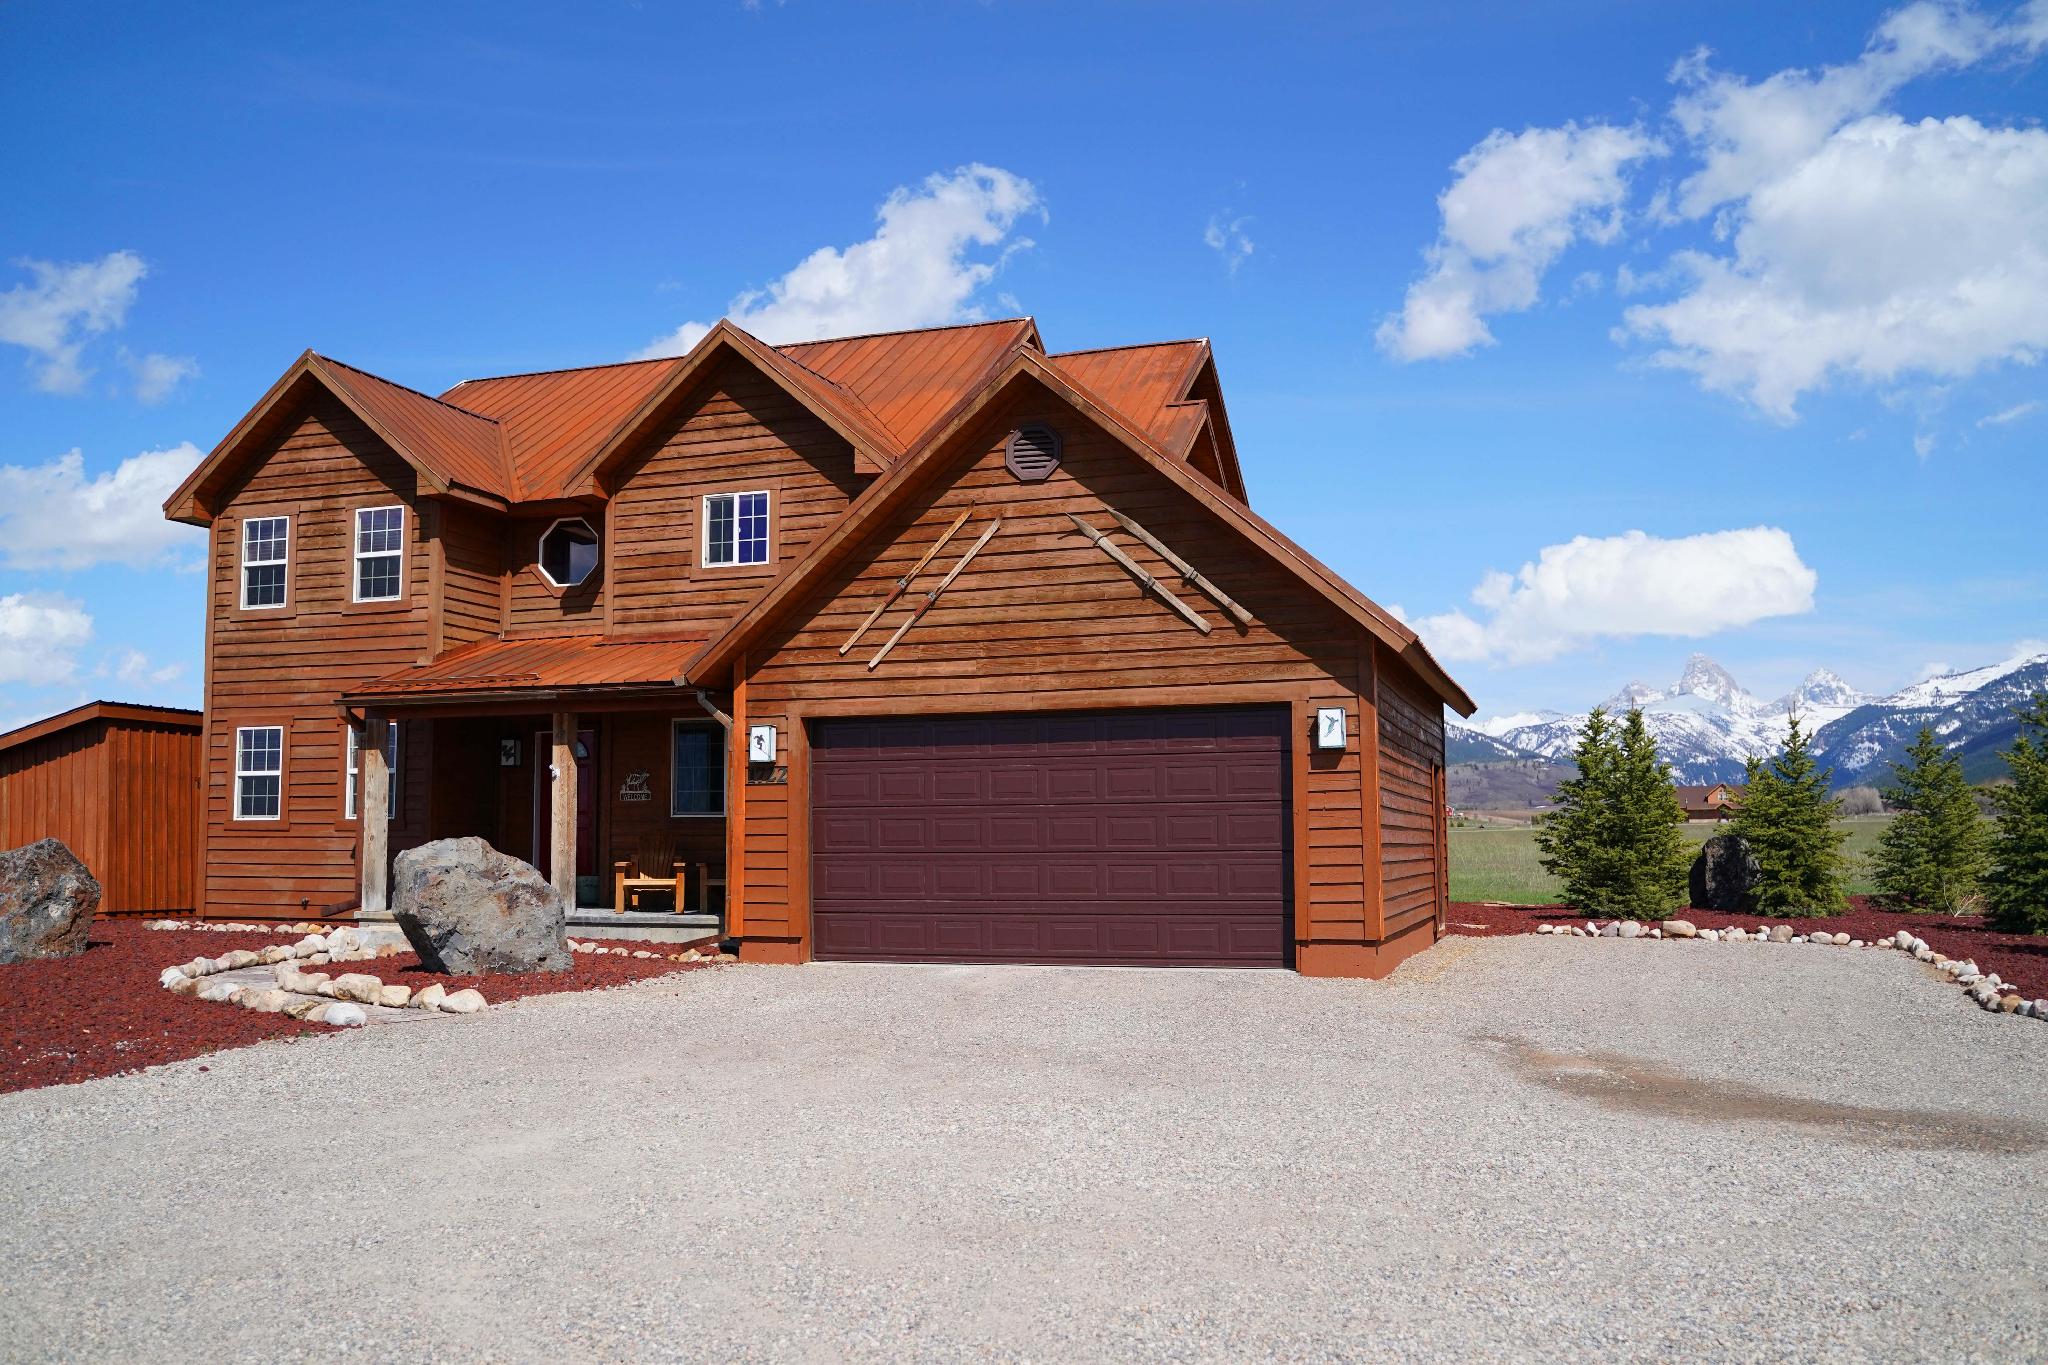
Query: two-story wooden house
164 318 1472 977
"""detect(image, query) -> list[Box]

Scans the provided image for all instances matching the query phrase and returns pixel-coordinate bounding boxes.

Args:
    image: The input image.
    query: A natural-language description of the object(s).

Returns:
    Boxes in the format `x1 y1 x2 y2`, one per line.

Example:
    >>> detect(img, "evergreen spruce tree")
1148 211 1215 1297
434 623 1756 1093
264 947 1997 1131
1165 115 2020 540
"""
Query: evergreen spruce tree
1729 714 1850 916
1869 728 1988 913
1534 707 1689 919
1604 708 1693 918
1535 707 1616 911
1985 692 2048 934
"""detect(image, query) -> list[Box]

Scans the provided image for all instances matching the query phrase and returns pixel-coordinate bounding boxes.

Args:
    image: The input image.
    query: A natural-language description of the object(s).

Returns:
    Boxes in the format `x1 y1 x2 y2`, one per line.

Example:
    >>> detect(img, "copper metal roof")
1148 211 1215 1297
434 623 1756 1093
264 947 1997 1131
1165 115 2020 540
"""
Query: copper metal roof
780 319 1038 452
343 633 708 705
316 355 511 499
1047 340 1208 451
0 701 203 754
441 357 681 502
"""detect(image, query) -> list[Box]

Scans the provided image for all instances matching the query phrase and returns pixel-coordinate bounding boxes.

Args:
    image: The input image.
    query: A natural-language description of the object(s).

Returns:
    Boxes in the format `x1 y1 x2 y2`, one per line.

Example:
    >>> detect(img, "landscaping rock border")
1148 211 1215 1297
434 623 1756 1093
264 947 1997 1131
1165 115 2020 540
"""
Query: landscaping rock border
1534 920 2048 1021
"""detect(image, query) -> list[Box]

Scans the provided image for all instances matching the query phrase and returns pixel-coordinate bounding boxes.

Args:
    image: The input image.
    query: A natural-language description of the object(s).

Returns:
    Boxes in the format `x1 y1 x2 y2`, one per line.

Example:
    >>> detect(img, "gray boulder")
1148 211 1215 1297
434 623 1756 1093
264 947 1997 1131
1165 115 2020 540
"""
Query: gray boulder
1689 834 1760 912
0 838 101 964
391 838 570 974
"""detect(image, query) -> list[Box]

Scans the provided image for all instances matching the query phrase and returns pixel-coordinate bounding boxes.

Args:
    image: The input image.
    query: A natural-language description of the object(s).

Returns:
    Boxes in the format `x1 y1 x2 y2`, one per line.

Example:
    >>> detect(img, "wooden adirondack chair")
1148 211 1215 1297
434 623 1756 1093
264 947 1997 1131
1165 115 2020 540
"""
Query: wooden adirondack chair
613 832 684 913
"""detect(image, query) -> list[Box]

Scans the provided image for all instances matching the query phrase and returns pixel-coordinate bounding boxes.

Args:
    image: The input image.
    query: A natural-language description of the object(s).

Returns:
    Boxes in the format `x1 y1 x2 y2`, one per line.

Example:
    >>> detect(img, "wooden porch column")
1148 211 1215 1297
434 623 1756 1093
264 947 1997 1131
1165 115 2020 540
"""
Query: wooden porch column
359 714 390 915
550 710 578 907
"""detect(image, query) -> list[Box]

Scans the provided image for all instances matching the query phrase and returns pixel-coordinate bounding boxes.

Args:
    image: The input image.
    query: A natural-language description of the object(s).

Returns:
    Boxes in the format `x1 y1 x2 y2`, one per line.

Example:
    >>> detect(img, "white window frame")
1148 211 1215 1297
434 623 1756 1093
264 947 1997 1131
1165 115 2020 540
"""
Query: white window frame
234 725 284 822
352 504 406 603
701 489 771 568
344 723 400 821
670 718 728 818
536 516 600 589
239 515 290 611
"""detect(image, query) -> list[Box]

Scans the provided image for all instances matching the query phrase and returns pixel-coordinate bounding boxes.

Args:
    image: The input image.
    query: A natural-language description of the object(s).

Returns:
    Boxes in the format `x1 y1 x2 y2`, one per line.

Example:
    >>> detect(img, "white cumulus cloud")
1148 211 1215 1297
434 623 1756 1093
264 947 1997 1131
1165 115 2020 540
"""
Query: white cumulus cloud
0 592 93 686
1979 399 2042 426
1204 213 1255 275
636 164 1043 357
1376 122 1662 361
0 443 205 571
1623 114 2048 419
106 648 184 686
125 349 199 403
1399 526 1818 665
0 251 147 393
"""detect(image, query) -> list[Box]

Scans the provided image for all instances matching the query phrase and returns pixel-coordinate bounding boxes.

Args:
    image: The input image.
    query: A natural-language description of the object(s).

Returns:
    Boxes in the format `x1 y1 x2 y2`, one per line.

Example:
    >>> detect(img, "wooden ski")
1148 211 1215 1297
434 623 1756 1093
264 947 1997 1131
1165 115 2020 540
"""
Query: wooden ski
1107 509 1253 627
1066 514 1211 635
838 506 974 655
867 518 1002 670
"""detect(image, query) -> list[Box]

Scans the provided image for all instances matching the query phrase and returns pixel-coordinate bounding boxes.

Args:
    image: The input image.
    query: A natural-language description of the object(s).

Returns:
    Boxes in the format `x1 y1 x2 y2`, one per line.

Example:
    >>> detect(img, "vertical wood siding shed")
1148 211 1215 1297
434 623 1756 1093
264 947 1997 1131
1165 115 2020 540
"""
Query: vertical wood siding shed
0 702 203 914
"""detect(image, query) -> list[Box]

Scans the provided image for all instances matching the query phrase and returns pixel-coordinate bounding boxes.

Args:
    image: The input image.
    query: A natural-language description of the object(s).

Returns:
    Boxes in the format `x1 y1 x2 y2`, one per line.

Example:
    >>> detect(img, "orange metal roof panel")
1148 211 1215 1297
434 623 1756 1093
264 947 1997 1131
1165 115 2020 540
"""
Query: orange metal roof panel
1047 341 1207 449
442 357 681 501
781 319 1034 452
316 356 510 498
347 633 705 701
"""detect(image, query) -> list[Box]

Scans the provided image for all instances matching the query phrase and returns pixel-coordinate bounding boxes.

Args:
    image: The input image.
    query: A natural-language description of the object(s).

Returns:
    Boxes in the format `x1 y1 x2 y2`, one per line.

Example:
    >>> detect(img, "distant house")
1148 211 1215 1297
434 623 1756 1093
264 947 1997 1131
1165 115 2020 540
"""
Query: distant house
0 701 203 913
1674 782 1742 821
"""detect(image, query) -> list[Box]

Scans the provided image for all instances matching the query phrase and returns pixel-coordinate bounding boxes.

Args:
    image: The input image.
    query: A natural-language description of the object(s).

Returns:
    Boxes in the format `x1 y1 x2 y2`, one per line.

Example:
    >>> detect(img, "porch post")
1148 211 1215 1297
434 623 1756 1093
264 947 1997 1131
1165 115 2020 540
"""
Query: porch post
550 710 578 908
359 714 390 915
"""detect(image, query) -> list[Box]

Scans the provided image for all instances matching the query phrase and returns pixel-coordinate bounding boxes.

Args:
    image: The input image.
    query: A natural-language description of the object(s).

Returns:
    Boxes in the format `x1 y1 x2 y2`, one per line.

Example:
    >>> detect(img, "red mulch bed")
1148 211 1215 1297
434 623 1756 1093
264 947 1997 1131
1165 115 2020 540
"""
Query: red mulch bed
0 922 717 1096
1447 897 2048 999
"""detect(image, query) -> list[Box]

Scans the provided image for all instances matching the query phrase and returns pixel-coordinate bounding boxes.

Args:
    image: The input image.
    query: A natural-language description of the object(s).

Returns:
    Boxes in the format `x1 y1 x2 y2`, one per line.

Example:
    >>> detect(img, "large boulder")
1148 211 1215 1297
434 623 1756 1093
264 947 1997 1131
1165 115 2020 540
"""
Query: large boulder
391 837 570 974
1688 834 1760 913
0 838 101 963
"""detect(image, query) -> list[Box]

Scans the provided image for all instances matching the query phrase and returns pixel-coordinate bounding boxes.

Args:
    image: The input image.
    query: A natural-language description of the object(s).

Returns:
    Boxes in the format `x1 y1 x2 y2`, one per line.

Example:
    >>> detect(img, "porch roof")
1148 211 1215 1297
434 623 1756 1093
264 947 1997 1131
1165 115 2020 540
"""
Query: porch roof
340 633 706 708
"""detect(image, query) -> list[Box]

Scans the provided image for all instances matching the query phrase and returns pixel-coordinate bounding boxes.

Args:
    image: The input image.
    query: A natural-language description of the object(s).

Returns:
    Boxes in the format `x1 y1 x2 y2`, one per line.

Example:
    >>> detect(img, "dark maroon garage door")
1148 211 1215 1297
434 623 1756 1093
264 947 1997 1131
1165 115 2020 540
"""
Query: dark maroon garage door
810 706 1291 967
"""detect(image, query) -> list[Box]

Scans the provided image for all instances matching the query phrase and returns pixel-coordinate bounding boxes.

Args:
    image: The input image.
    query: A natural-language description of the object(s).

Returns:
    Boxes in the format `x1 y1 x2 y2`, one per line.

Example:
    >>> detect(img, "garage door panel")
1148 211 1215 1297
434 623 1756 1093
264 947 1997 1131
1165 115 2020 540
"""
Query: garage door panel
812 707 1290 968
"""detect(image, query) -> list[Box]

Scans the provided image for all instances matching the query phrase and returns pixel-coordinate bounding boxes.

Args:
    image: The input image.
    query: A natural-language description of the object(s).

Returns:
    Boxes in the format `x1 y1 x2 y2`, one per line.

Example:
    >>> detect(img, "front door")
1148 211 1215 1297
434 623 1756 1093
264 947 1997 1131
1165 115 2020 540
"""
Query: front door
533 727 598 886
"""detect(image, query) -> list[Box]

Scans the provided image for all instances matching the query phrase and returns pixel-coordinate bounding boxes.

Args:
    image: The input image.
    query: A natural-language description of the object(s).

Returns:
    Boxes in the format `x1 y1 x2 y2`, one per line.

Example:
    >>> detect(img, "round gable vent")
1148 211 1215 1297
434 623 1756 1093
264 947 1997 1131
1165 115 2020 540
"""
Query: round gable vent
1004 424 1062 483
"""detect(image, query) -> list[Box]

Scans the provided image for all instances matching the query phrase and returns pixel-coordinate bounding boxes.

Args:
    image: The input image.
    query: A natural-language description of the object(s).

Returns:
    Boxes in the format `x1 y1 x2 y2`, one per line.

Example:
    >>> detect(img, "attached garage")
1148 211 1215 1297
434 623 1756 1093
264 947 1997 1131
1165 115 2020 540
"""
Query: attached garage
809 706 1290 967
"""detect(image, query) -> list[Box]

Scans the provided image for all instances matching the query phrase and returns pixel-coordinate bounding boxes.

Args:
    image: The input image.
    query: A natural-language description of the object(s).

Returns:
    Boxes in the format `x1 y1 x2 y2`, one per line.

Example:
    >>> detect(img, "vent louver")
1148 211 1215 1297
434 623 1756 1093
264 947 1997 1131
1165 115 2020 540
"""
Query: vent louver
1004 424 1062 483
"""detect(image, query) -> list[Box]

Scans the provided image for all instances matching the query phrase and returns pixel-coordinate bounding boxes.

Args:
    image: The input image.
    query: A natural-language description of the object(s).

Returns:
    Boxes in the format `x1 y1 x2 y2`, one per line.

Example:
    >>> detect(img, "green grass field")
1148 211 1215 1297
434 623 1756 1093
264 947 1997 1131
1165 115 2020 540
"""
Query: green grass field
1447 816 1897 904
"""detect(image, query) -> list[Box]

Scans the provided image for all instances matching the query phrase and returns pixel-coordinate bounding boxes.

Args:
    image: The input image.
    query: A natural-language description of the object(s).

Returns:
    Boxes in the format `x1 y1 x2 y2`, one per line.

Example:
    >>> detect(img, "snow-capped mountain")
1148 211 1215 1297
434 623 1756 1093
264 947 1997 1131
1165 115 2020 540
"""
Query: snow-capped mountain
1449 648 2047 787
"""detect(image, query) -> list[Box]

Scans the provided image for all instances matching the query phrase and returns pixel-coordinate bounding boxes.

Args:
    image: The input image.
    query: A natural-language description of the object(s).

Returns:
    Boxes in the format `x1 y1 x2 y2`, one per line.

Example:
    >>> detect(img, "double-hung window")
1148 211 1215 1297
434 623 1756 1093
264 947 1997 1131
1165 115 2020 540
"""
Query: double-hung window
344 724 400 820
702 490 769 567
671 720 727 817
241 516 289 609
235 726 283 820
353 505 405 602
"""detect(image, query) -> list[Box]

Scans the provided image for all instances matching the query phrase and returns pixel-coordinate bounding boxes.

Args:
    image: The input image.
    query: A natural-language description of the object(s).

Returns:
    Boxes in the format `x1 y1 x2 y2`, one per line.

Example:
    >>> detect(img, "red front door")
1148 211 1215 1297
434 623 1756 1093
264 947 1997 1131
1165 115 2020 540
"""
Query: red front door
533 727 598 884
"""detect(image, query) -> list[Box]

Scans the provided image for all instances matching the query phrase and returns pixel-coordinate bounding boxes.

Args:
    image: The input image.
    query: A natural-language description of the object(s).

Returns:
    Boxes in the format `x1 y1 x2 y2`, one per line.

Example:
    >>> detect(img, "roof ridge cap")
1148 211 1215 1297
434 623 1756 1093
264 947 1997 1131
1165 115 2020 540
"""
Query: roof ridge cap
773 316 1036 349
1050 337 1210 357
443 354 683 391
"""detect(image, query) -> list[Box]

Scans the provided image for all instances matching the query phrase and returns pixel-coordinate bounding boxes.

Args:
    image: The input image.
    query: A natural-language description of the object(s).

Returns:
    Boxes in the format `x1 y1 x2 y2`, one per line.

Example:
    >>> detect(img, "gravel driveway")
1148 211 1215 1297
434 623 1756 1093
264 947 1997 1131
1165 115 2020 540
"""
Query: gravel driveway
3 935 2044 1362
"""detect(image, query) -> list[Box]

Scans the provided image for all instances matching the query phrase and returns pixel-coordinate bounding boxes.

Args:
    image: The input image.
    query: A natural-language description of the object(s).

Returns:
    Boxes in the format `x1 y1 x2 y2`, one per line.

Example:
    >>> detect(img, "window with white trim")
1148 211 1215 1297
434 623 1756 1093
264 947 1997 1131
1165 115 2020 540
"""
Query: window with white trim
538 517 599 588
235 726 283 820
240 516 289 609
344 723 400 820
671 720 727 816
702 490 769 567
353 505 405 602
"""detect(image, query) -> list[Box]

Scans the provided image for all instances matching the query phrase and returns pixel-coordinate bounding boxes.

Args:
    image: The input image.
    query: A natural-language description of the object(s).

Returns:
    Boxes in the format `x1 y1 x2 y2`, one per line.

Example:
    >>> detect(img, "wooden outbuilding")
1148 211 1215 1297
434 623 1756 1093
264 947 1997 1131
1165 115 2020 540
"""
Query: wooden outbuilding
0 701 203 914
163 319 1474 976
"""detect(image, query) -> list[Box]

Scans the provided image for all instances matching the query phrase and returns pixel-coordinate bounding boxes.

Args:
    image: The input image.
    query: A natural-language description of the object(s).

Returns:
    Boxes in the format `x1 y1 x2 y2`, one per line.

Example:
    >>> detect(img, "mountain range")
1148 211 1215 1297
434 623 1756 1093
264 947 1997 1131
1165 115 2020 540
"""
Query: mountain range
1450 647 2048 791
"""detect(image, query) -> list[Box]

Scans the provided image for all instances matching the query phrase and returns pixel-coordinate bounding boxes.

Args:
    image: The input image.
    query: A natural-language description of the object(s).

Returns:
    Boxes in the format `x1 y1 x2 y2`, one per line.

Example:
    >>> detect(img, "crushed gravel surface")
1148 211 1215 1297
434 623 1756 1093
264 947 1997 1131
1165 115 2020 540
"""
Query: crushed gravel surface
2 937 2044 1361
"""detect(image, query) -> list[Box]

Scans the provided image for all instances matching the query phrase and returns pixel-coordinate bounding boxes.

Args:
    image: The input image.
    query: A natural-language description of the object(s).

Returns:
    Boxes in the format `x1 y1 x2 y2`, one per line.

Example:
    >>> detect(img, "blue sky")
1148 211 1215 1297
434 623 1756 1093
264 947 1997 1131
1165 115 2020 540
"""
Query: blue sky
1 0 2043 730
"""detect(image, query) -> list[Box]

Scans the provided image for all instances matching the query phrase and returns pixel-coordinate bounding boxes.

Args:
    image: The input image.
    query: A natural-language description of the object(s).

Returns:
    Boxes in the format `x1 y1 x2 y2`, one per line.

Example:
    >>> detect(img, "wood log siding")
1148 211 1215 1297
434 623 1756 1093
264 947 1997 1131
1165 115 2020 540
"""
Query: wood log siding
733 391 1444 954
201 395 437 917
437 502 506 645
608 359 865 635
1376 667 1447 939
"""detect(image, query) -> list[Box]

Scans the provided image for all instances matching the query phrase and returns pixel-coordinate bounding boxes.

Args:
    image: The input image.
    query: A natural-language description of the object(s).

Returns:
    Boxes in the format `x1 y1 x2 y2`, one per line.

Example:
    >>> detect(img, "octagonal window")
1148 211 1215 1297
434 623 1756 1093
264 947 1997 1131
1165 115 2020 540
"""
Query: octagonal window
539 518 599 588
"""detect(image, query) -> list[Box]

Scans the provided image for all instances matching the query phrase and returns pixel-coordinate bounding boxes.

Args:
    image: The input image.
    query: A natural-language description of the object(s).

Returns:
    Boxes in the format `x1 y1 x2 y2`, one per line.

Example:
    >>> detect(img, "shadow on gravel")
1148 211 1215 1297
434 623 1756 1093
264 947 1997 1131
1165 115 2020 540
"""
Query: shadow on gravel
1477 1035 2046 1154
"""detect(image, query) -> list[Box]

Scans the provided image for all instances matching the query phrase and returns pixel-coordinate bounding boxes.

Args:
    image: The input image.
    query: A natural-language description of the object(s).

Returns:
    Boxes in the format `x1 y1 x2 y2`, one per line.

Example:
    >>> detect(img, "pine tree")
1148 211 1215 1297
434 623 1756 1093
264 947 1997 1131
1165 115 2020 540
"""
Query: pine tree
1729 714 1850 916
1985 692 2048 934
1534 707 1689 919
1869 728 1988 913
1605 708 1694 918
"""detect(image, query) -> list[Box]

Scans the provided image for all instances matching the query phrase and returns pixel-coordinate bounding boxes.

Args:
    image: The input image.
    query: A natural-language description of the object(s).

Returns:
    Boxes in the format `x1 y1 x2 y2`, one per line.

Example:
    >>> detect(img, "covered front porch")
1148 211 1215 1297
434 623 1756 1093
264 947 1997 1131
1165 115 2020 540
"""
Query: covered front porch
339 635 735 944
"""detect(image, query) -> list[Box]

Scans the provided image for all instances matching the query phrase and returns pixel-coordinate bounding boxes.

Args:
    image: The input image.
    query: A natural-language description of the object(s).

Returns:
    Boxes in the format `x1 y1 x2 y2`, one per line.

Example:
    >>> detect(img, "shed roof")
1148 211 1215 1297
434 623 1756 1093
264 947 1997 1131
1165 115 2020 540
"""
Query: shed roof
340 633 708 708
0 701 203 755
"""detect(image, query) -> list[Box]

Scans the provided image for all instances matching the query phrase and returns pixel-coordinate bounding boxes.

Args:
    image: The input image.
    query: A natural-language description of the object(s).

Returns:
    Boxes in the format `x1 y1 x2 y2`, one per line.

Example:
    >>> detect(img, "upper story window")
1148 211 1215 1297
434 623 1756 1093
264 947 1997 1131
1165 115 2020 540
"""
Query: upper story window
240 516 289 610
353 505 405 602
538 517 599 588
703 490 770 567
235 725 283 820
